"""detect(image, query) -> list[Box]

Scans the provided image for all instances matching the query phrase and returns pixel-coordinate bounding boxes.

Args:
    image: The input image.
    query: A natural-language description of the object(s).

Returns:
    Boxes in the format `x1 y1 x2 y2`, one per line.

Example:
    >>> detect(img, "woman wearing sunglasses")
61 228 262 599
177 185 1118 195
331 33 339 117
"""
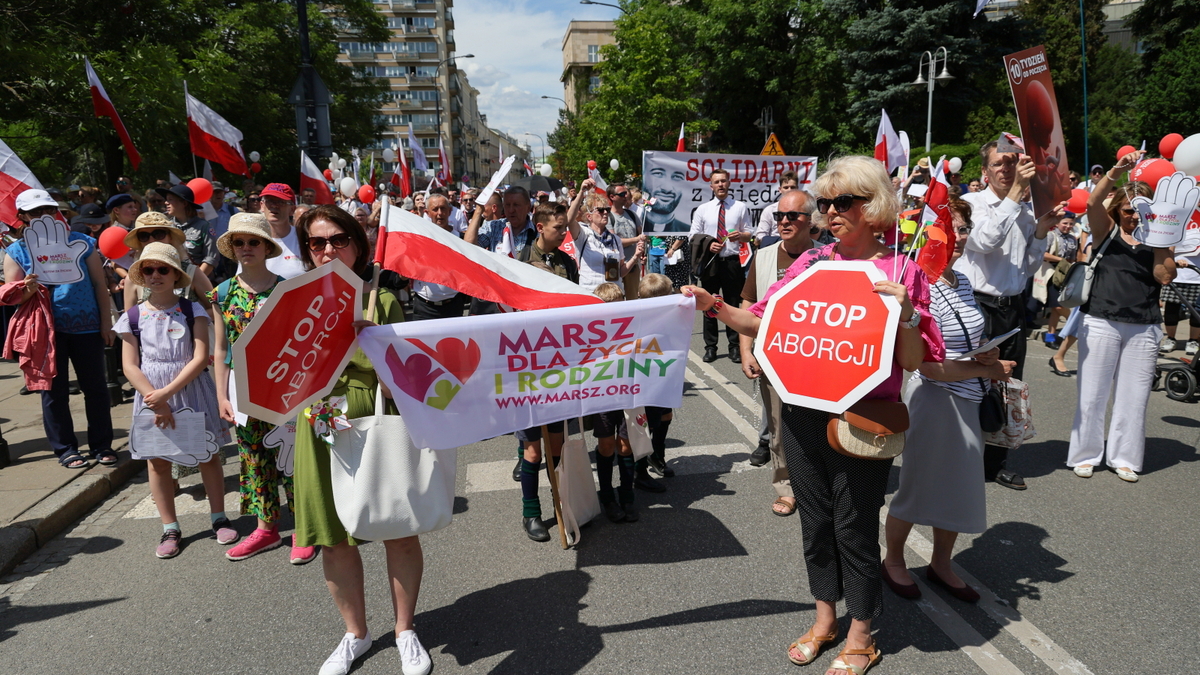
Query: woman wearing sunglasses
884 197 1015 604
289 205 433 675
122 211 214 313
683 156 942 675
1068 150 1176 483
209 214 304 564
565 178 645 293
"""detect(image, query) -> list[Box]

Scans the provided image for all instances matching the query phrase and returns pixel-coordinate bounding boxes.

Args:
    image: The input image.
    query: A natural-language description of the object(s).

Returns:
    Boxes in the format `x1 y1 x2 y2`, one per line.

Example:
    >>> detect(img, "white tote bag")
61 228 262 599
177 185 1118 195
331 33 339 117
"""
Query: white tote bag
623 407 654 461
329 389 458 541
554 418 601 546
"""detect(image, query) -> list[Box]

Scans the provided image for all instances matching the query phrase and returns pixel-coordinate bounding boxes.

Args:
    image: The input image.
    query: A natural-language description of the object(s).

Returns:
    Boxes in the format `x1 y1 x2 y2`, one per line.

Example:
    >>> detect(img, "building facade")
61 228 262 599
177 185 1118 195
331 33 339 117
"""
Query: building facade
560 20 616 114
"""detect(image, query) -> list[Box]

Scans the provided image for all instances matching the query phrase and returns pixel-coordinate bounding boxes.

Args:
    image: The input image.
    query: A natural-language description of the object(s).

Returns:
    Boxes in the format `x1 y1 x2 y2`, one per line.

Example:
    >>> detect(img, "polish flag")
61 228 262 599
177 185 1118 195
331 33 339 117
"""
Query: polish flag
874 109 906 174
392 143 412 199
0 139 45 227
676 123 686 152
300 151 335 205
377 201 600 311
186 93 248 176
522 159 533 177
85 58 141 171
436 136 452 184
915 156 957 281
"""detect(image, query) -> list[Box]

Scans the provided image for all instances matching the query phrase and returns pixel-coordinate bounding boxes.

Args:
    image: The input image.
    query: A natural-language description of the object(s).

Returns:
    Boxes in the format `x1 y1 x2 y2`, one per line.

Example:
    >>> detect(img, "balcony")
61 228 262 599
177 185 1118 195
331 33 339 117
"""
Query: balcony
445 8 454 28
410 75 434 83
420 99 439 109
393 52 420 61
403 25 431 34
347 51 378 62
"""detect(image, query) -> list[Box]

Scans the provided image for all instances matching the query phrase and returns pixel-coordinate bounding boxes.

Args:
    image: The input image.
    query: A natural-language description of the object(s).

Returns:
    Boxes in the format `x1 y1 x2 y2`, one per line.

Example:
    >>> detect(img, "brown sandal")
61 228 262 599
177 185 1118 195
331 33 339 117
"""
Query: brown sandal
772 497 797 517
827 639 881 675
787 625 838 665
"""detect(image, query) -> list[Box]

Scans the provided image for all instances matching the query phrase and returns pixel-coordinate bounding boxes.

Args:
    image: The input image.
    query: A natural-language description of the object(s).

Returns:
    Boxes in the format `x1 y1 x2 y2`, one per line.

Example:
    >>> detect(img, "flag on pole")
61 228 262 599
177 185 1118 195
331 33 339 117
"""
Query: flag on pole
676 123 686 152
915 156 957 281
202 159 213 181
408 127 428 172
368 154 377 187
377 202 601 311
522 159 533 177
84 58 141 171
393 142 412 199
874 109 906 174
186 93 248 175
300 151 335 205
0 139 45 227
436 137 452 184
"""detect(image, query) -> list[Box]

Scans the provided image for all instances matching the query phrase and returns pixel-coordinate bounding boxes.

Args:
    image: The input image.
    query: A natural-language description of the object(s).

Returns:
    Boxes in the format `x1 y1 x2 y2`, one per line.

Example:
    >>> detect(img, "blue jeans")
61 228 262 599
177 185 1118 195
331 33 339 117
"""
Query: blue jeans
41 332 113 457
648 252 665 275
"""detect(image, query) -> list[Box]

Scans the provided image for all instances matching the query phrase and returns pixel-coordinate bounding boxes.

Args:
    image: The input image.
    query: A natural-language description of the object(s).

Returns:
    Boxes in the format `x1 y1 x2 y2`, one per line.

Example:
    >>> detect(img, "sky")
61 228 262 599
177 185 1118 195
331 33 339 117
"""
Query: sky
454 0 620 160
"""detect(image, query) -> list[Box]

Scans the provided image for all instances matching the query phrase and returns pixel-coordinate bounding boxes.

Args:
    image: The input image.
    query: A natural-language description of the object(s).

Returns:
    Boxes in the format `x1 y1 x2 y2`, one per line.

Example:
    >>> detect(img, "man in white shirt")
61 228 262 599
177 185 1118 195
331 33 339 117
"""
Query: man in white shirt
754 170 799 244
412 194 467 319
690 168 753 363
955 140 1057 490
255 183 308 279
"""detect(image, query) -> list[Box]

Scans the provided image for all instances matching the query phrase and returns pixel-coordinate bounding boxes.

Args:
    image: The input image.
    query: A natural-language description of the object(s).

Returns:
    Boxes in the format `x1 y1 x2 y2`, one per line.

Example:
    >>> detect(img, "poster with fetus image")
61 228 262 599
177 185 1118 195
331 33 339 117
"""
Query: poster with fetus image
1005 45 1072 217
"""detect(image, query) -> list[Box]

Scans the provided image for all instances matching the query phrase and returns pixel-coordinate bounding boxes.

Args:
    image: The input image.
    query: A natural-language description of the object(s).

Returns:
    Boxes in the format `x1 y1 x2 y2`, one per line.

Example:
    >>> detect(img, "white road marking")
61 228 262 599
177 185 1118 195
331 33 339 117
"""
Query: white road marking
684 368 761 442
686 350 759 411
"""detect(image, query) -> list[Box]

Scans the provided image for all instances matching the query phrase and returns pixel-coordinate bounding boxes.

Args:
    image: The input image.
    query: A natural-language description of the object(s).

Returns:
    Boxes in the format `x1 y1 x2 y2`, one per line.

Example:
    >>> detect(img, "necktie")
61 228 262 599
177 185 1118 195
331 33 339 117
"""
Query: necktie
717 201 727 242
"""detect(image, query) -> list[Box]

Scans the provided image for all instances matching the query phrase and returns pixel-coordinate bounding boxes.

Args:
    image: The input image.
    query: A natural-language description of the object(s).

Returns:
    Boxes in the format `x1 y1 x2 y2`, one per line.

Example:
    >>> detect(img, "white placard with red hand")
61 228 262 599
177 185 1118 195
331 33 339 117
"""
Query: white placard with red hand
1132 172 1200 248
24 215 87 285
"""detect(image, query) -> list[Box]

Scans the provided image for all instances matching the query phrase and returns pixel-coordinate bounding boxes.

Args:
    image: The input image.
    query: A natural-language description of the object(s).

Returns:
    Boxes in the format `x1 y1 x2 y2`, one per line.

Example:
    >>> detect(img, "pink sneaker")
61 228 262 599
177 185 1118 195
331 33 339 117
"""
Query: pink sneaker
291 544 319 565
156 529 182 559
212 518 240 545
225 527 282 561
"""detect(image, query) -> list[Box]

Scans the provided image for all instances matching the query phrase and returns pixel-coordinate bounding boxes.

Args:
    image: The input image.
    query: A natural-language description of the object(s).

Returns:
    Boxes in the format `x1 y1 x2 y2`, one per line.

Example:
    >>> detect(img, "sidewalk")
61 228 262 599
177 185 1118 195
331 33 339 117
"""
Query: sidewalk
0 358 143 576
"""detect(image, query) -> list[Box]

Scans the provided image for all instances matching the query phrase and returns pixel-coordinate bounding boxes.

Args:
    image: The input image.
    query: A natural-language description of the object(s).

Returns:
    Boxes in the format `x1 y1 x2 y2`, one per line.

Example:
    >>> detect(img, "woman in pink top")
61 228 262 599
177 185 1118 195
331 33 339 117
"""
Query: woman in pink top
685 156 942 675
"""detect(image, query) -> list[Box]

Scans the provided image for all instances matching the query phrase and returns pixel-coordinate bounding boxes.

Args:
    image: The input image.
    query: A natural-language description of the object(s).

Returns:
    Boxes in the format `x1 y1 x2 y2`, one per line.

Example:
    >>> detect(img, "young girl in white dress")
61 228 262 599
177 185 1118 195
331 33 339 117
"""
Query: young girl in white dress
115 243 234 559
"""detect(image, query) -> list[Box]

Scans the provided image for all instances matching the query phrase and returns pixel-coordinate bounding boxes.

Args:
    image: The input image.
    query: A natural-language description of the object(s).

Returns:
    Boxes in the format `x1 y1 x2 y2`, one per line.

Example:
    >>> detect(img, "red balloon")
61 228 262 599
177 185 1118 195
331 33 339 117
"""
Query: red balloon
98 225 130 260
1066 188 1089 214
323 169 333 181
1160 133 1184 160
1117 145 1137 162
250 162 262 174
587 160 597 170
187 178 213 204
357 185 376 203
1129 158 1176 189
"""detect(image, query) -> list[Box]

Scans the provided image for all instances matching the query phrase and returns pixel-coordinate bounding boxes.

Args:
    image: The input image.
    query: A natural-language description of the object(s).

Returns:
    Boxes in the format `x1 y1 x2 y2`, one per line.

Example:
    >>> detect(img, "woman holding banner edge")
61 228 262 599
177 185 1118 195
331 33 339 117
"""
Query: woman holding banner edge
288 205 432 675
684 156 942 675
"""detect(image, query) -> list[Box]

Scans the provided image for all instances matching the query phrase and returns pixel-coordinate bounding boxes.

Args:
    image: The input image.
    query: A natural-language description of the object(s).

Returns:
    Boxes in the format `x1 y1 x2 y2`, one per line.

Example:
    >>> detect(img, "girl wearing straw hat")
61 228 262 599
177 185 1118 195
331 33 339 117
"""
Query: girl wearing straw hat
114 243 235 559
122 211 215 311
209 213 306 564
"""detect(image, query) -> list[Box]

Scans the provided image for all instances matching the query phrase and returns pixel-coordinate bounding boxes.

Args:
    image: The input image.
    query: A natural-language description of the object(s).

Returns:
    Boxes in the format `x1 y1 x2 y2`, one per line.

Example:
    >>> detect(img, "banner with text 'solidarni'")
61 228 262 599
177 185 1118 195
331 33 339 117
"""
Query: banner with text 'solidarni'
640 151 818 234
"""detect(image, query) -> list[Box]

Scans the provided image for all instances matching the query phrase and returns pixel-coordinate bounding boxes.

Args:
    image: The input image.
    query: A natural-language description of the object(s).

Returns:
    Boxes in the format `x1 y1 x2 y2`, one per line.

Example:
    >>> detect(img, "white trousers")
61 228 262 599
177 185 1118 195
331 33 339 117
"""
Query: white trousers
1068 315 1161 472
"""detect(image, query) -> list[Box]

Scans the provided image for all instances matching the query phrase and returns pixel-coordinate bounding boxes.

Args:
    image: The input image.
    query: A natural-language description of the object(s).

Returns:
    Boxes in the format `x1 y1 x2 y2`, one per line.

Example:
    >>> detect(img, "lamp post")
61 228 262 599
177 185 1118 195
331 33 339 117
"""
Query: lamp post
541 95 567 106
911 47 954 152
579 0 627 13
434 53 474 179
523 132 545 165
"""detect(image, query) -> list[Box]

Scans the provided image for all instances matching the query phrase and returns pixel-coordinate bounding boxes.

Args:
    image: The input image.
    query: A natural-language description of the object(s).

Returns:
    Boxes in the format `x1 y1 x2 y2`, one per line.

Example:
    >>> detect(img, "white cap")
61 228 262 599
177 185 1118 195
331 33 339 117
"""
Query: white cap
14 189 57 213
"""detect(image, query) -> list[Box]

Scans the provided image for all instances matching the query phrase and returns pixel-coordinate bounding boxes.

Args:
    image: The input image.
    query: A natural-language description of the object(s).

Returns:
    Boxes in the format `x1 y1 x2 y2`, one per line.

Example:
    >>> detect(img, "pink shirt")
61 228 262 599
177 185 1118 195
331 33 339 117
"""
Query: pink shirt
748 242 944 402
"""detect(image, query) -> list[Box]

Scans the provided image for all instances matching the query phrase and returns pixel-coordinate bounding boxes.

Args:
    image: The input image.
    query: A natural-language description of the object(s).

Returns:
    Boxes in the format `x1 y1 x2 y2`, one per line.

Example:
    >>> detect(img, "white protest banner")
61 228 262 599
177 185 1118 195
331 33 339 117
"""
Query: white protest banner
23 215 87 284
1132 172 1200 248
476 155 516 206
357 295 694 450
641 151 818 233
129 408 221 466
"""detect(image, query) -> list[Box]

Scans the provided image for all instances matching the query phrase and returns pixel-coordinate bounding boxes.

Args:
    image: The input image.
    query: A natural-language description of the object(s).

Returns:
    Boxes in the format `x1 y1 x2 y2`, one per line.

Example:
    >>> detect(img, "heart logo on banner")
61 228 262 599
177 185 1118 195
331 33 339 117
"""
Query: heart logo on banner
407 337 481 384
425 379 462 410
385 345 444 402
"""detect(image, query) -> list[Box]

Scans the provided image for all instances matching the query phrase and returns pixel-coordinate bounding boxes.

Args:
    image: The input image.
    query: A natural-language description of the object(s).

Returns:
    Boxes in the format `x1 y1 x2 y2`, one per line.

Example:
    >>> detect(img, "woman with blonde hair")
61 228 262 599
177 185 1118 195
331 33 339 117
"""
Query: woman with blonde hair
565 178 645 293
684 155 943 675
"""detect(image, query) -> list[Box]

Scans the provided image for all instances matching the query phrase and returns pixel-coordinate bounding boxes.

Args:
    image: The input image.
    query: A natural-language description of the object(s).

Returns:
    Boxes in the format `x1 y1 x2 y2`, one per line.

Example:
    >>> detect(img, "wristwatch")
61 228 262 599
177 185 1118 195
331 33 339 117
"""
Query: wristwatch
900 312 920 329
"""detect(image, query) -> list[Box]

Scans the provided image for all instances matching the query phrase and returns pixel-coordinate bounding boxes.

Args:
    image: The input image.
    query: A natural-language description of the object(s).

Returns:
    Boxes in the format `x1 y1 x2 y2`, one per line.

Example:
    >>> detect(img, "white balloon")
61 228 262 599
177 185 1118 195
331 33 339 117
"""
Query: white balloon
339 177 357 198
328 160 337 172
1173 134 1200 176
610 159 619 170
539 163 552 177
249 151 261 162
382 148 396 163
338 158 347 169
330 152 339 160
331 169 342 182
948 157 963 173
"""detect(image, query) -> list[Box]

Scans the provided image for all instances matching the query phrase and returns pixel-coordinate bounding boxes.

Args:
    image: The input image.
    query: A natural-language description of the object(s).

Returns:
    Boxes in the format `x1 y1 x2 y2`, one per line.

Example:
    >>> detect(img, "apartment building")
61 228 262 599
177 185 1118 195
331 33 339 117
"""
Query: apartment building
560 20 616 114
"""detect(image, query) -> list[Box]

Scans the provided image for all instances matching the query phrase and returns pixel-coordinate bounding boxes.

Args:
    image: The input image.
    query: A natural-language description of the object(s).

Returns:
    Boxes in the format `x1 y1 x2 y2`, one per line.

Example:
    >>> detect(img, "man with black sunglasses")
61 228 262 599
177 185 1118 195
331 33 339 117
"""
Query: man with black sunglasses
690 168 753 363
956 139 1058 491
606 183 645 300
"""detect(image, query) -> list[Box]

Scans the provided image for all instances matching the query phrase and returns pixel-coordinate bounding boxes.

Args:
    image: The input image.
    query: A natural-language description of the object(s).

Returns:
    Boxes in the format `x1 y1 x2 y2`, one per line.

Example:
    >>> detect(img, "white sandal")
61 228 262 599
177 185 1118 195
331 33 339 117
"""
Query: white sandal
1073 465 1093 478
1115 467 1138 482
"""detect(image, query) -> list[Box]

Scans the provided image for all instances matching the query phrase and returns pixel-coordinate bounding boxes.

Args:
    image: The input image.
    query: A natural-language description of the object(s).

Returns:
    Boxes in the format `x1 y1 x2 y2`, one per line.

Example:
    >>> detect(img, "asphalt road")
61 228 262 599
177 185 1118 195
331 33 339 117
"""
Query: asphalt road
1 315 1198 675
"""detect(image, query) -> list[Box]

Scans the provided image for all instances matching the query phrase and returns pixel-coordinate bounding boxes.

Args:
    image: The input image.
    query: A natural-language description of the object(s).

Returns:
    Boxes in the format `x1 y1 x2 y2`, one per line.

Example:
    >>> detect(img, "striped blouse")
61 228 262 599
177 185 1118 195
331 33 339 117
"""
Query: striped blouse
918 271 988 403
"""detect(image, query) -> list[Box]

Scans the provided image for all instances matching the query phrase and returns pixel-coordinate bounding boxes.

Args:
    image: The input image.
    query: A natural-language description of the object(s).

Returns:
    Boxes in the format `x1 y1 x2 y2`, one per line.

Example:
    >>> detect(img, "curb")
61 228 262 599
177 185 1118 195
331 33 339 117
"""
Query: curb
0 447 144 577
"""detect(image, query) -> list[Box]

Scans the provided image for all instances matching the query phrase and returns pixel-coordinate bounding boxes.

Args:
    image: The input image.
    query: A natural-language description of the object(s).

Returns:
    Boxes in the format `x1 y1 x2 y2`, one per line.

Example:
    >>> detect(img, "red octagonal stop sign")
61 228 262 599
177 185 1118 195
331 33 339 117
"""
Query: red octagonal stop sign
234 260 363 426
753 260 900 414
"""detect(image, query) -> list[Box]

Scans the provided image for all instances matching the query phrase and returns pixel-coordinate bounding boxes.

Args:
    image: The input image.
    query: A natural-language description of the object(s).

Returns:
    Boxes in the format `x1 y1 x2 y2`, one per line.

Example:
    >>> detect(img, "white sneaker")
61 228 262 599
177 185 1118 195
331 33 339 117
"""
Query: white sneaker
397 629 432 675
1115 467 1139 482
1073 465 1093 478
1160 338 1178 353
319 631 373 675
1187 341 1199 356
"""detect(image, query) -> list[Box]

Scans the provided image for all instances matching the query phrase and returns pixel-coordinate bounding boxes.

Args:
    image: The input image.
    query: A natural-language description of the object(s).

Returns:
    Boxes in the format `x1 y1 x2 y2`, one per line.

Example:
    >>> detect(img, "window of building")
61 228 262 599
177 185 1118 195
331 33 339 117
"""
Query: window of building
413 66 437 77
589 75 600 93
587 44 600 63
420 138 439 149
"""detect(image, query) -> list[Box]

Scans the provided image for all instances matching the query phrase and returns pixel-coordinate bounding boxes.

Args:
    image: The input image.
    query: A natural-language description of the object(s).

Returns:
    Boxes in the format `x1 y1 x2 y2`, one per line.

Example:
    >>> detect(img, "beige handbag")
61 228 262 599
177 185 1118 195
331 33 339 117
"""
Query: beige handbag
826 400 909 460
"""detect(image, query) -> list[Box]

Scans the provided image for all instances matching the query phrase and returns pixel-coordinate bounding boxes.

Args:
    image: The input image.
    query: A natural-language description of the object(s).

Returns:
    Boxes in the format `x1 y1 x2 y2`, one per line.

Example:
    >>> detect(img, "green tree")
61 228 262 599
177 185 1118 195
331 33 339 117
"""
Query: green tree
1134 28 1200 142
1125 0 1200 74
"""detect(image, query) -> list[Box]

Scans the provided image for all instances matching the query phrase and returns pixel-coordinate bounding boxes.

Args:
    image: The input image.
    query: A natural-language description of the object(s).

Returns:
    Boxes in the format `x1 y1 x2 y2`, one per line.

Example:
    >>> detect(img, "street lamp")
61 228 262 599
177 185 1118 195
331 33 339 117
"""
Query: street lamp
541 95 567 106
434 53 474 179
911 47 954 152
579 0 627 13
523 132 545 164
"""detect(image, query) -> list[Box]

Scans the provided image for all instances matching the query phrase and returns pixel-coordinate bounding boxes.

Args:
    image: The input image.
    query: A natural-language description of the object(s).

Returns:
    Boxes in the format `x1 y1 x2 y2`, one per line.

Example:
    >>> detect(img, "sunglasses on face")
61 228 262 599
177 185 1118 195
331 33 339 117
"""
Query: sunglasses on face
1121 208 1136 215
136 229 170 243
232 238 263 249
142 265 173 277
594 207 611 214
815 194 868 214
772 211 812 222
955 226 972 235
612 191 629 199
307 233 352 252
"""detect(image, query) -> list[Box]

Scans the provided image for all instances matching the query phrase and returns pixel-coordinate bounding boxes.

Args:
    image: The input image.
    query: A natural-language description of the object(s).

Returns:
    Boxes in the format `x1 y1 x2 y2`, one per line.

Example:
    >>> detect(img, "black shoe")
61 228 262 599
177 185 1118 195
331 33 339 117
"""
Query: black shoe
523 517 550 542
749 443 770 467
69 384 81 396
647 455 674 477
993 469 1027 491
702 347 717 363
512 457 523 482
1048 357 1071 377
635 473 666 493
603 501 626 523
19 385 30 395
729 348 741 364
622 504 639 522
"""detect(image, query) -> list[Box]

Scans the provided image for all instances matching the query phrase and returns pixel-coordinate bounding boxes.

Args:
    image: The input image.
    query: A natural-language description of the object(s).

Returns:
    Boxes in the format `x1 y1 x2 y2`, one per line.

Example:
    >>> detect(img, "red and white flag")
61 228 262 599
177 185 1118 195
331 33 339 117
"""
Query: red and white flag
436 137 452 184
0 139 45 227
676 123 686 152
377 202 600 311
85 58 141 171
874 109 906 174
300 151 335 205
522 159 533 177
915 156 957 281
392 143 412 199
494 224 516 259
186 93 248 176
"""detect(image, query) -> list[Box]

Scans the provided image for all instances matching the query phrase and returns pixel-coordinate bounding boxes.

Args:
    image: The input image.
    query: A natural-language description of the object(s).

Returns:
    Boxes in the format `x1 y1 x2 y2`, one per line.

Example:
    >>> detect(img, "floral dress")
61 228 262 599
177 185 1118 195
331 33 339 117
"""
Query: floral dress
206 276 293 523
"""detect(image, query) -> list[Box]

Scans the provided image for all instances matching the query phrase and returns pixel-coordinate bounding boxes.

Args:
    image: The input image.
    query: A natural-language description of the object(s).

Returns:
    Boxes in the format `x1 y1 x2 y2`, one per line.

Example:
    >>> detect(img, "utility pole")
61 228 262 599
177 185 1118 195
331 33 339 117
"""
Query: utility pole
289 0 331 158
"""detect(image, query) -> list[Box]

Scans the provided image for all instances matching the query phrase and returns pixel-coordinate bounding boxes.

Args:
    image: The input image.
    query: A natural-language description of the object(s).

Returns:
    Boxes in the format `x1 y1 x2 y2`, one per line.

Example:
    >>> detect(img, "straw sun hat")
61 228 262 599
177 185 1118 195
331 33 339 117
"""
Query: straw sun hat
124 210 187 249
217 212 281 260
129 242 192 289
